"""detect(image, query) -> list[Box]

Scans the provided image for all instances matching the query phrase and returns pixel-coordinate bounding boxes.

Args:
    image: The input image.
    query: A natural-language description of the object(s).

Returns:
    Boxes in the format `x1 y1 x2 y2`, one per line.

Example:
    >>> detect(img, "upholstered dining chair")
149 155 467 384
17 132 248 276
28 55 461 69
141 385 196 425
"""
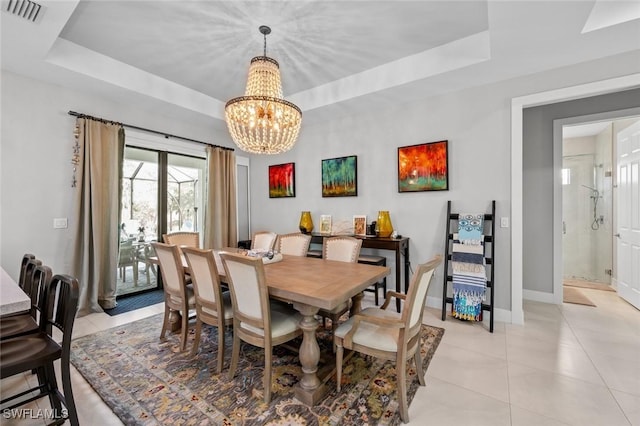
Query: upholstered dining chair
182 247 234 372
163 231 200 248
0 263 52 340
276 232 312 257
0 274 80 426
320 236 363 334
152 242 196 351
251 231 278 251
334 255 442 424
219 253 302 403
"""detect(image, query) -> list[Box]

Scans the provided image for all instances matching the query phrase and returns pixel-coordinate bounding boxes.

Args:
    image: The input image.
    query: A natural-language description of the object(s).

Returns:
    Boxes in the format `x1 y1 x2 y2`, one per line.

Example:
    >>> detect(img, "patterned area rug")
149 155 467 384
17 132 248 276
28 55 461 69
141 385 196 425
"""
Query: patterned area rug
71 314 444 425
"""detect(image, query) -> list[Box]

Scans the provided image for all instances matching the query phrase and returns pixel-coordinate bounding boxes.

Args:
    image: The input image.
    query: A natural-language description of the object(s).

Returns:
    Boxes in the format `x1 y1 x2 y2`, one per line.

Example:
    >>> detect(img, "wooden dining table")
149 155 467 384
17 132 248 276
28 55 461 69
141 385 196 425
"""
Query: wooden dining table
154 248 391 405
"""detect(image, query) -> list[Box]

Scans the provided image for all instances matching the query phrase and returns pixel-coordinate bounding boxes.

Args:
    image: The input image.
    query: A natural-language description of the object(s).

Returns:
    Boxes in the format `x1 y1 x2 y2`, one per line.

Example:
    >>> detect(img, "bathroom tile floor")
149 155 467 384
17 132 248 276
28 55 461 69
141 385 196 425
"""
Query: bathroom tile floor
2 288 639 425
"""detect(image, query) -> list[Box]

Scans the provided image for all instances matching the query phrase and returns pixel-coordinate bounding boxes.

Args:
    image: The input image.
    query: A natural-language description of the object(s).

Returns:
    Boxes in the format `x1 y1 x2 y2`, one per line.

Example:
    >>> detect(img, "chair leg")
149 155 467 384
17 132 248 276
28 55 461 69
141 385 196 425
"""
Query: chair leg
43 363 63 414
397 358 409 423
180 310 188 351
336 344 344 392
264 346 272 403
216 324 225 373
61 356 80 426
160 304 170 340
228 326 240 379
374 283 379 305
414 348 426 386
190 318 202 356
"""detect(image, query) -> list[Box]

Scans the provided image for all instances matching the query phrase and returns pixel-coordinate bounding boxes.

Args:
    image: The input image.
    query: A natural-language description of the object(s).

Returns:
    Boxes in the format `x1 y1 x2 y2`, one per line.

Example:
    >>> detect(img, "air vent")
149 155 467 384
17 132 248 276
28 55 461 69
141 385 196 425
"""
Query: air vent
4 0 43 22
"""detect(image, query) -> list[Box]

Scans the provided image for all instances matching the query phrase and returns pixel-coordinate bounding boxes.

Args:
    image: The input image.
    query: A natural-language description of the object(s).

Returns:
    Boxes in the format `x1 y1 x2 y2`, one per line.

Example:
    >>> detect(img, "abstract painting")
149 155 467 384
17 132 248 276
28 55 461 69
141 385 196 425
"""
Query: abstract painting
268 162 295 198
321 155 357 197
398 140 449 192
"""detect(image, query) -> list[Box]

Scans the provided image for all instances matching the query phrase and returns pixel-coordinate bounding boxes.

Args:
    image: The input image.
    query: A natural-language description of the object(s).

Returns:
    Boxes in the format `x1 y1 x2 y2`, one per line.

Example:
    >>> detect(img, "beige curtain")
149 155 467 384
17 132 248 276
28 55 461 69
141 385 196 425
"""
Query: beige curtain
71 118 124 315
203 146 237 249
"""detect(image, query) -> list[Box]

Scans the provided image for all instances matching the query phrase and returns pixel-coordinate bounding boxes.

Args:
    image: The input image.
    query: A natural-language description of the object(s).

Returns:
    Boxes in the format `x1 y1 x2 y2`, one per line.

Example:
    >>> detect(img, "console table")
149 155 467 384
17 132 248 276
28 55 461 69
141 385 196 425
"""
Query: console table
309 234 410 312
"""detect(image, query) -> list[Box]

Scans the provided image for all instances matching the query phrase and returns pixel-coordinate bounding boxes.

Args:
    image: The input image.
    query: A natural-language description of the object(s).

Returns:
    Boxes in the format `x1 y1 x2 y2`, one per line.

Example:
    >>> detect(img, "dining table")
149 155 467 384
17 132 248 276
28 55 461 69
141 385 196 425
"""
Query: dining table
0 266 30 316
153 248 391 406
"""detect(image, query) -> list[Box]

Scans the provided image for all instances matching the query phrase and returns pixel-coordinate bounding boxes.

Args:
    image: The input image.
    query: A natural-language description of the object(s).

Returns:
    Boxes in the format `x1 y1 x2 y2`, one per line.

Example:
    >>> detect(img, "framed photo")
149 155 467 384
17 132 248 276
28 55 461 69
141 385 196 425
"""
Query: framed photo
320 215 332 234
268 162 295 198
321 155 357 197
397 140 449 192
353 215 367 236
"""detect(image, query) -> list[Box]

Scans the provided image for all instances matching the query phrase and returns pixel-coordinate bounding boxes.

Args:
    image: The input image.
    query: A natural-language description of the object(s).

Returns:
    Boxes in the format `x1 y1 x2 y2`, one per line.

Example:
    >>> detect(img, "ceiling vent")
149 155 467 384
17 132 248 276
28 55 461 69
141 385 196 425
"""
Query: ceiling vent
4 0 43 23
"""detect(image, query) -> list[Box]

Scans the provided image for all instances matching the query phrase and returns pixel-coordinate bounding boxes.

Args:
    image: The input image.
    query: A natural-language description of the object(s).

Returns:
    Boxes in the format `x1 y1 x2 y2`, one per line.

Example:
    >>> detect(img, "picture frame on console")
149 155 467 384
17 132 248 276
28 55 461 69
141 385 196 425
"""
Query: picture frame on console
397 140 449 192
321 155 357 197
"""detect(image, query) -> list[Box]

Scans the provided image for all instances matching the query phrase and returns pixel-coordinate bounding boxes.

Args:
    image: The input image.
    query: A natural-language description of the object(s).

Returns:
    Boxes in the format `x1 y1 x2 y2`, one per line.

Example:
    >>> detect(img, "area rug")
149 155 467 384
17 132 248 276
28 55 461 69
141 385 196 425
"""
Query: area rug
563 286 596 307
71 314 444 425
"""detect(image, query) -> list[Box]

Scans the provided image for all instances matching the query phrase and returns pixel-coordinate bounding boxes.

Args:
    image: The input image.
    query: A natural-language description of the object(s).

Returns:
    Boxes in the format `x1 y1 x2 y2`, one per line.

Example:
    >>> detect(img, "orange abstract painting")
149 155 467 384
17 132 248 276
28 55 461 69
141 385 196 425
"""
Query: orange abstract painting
397 140 449 192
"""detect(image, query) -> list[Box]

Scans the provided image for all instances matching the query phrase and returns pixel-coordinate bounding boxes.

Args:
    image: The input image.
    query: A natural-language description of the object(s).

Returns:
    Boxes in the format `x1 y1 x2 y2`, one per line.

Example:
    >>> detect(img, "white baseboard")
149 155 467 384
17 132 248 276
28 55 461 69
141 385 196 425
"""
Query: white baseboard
522 289 555 304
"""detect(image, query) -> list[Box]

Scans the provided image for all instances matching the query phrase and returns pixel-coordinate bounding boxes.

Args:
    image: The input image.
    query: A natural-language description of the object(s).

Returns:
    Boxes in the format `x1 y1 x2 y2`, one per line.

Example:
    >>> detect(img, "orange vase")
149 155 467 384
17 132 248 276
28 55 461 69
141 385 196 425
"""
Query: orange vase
376 211 393 238
299 211 314 234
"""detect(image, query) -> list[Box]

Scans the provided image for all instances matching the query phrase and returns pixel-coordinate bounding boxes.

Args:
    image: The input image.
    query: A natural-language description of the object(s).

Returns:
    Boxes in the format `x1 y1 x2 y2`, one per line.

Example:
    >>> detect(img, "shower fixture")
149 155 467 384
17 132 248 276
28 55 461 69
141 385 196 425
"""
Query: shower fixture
581 185 601 230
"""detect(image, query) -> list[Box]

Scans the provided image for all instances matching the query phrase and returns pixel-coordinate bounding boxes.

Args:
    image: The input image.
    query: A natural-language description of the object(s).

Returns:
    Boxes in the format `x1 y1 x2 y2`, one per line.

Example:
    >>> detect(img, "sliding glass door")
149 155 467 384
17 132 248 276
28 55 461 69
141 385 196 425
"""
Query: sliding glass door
117 146 205 297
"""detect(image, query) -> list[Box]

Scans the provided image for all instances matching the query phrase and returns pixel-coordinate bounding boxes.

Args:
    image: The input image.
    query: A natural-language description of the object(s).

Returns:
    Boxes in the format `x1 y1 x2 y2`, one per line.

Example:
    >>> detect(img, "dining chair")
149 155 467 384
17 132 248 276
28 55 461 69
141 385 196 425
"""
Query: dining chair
0 263 52 340
118 239 138 285
152 242 196 351
163 231 200 248
251 231 278 251
17 253 36 291
276 232 312 257
219 253 302 403
0 274 80 426
320 236 363 334
182 247 234 372
334 255 442 424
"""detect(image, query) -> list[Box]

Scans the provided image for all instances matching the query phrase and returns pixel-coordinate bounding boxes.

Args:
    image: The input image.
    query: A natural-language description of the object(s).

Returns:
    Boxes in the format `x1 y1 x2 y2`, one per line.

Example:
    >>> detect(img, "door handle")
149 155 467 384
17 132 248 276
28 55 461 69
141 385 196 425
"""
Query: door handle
563 221 566 235
614 233 621 238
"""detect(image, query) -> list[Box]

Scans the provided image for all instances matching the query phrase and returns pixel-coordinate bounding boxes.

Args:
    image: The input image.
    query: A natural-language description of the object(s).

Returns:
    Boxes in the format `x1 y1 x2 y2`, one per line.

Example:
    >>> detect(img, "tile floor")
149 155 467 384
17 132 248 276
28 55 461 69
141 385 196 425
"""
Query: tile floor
2 287 639 425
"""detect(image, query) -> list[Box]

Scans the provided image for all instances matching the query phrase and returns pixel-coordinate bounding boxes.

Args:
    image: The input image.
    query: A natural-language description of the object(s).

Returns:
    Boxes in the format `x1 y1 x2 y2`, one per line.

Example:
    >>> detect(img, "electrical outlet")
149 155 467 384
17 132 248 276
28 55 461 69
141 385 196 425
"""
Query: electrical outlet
500 217 509 228
53 218 68 229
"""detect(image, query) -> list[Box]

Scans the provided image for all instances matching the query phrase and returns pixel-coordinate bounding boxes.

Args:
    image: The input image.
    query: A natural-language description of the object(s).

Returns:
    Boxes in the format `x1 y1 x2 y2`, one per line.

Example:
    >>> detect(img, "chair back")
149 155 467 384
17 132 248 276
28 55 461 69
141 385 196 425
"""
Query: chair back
21 258 42 299
182 247 225 318
41 274 79 351
163 232 200 248
402 255 442 335
323 236 362 263
152 242 187 307
219 253 269 334
18 254 36 291
251 231 277 250
118 239 135 266
30 264 52 320
277 233 311 257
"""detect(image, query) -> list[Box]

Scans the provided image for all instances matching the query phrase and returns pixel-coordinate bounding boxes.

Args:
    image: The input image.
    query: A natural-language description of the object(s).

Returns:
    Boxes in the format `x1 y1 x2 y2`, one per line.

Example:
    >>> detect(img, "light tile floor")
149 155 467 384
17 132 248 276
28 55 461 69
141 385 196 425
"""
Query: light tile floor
2 288 639 425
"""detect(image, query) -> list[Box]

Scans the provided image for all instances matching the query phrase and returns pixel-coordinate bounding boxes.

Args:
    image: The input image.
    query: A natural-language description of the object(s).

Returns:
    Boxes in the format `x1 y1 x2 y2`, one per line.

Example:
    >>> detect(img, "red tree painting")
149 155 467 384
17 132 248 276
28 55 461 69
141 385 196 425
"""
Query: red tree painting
397 140 448 192
269 163 295 198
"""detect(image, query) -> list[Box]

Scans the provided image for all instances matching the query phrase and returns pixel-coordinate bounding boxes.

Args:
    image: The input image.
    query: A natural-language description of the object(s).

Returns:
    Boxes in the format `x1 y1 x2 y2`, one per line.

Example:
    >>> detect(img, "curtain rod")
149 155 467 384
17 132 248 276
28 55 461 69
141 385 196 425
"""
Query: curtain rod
68 110 234 151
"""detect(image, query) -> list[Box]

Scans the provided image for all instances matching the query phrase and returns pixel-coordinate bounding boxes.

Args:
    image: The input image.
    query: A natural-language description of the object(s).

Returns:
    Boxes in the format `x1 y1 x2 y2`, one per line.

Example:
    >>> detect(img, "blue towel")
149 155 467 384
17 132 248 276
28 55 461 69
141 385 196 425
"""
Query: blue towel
452 214 486 321
457 214 484 242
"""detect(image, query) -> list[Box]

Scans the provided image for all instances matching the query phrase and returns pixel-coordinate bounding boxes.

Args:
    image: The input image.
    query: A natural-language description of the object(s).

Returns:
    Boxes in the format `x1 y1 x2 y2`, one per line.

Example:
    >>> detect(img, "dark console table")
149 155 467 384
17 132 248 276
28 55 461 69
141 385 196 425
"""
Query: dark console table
309 233 410 312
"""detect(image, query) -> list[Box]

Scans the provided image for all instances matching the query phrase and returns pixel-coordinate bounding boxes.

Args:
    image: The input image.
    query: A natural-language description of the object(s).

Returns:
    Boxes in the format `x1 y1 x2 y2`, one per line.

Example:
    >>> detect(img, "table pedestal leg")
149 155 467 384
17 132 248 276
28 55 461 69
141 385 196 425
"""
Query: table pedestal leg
293 303 326 406
350 291 364 316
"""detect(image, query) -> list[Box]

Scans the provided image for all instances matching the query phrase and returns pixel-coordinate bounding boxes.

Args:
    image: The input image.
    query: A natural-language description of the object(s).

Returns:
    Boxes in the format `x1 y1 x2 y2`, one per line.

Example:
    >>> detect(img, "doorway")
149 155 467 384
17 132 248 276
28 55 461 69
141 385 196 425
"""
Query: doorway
556 114 640 306
561 124 614 302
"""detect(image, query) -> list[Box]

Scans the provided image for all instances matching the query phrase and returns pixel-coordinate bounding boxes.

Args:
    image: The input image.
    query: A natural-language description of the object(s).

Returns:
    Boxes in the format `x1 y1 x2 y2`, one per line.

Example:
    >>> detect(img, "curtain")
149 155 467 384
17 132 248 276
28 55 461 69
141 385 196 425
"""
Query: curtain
71 118 124 315
203 147 237 249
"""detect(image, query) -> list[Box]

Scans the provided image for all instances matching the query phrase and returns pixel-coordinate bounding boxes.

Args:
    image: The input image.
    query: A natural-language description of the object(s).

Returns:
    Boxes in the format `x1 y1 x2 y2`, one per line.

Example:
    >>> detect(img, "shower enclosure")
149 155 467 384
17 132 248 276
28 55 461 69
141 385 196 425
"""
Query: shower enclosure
562 153 613 284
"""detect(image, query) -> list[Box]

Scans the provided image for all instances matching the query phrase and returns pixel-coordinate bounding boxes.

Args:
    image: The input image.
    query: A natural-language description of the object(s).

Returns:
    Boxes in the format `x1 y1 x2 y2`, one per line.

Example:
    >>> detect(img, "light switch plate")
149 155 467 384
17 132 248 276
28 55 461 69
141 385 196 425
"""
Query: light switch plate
500 217 509 228
53 218 68 229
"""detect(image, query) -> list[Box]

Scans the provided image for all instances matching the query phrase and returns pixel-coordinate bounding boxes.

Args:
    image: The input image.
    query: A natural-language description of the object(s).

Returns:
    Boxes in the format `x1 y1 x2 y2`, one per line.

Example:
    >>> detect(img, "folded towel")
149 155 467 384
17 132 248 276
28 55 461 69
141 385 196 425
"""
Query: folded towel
458 214 484 242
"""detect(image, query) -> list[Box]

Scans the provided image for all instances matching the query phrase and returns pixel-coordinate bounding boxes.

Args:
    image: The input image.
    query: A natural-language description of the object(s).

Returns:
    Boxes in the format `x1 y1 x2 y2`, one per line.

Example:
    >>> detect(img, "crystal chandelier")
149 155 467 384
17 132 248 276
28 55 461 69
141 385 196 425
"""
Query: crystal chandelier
225 26 302 155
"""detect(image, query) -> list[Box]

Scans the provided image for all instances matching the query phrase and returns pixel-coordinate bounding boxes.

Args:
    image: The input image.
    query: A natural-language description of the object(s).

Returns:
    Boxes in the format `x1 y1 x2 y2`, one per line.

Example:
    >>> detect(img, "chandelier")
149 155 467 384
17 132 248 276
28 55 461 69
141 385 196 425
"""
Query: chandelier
225 26 302 155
